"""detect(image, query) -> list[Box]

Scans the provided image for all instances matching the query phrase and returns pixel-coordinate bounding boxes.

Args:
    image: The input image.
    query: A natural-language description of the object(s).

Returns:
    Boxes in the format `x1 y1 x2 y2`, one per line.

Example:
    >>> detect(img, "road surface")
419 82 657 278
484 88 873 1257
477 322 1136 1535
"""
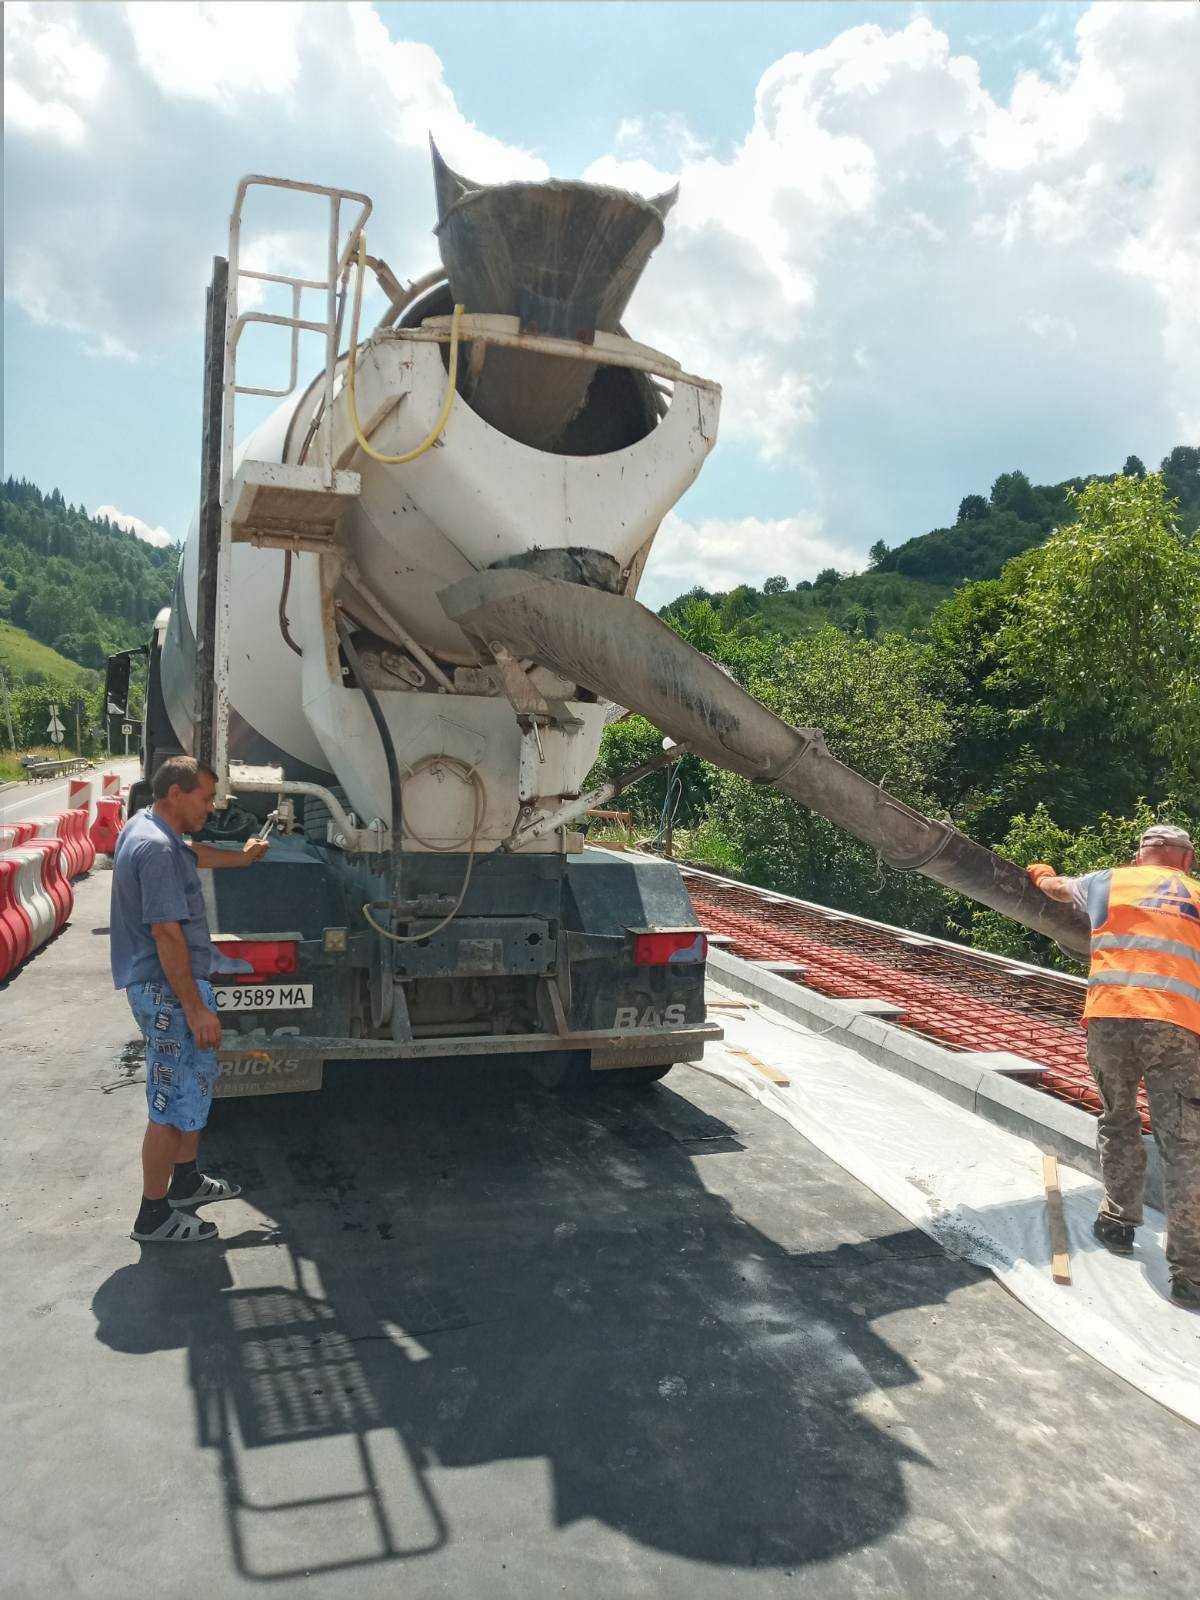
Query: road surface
3 865 1198 1599
0 756 139 825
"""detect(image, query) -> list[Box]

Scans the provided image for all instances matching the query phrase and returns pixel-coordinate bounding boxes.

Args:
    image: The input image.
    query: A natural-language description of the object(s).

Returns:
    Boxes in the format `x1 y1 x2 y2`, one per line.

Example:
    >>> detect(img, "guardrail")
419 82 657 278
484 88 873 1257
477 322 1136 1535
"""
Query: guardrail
20 757 93 781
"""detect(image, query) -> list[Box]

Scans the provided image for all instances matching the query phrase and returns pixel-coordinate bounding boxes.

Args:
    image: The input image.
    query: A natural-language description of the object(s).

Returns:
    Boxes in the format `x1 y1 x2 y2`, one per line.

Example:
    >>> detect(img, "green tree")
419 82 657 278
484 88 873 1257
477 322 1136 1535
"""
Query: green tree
709 628 956 929
965 799 1193 969
762 574 789 596
1123 454 1146 479
867 539 889 568
1002 472 1200 788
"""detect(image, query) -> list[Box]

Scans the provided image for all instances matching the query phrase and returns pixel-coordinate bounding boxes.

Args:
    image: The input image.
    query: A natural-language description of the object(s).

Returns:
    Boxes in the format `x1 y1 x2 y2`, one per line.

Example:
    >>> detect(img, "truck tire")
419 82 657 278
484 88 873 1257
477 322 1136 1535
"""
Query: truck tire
601 1064 674 1089
303 784 349 846
127 779 152 819
531 1055 673 1091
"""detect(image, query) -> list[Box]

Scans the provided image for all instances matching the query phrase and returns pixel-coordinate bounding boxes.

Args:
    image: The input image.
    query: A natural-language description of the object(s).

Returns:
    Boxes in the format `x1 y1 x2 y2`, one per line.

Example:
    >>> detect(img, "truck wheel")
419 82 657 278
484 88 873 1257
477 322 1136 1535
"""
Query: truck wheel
531 1057 675 1091
600 1064 674 1089
127 780 152 819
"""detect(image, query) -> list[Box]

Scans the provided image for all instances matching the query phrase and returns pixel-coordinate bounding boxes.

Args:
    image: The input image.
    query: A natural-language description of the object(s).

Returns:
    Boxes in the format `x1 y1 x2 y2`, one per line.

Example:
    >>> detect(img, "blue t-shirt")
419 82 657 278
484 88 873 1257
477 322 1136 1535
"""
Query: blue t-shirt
110 807 214 990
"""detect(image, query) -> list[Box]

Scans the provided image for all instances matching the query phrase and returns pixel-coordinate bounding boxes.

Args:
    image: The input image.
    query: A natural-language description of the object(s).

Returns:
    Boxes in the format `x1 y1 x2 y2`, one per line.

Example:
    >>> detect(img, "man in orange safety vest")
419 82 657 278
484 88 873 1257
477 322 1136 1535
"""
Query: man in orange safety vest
1028 824 1200 1307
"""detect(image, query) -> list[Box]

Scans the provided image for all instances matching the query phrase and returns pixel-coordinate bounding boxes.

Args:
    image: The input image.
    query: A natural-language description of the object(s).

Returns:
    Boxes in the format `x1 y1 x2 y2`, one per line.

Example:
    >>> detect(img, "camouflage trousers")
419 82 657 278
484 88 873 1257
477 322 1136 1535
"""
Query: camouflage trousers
1087 1018 1200 1281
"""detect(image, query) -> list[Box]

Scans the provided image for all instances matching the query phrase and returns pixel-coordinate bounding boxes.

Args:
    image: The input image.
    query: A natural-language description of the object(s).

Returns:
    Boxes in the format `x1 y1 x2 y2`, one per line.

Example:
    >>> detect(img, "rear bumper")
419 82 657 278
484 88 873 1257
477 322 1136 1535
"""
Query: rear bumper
217 1021 722 1066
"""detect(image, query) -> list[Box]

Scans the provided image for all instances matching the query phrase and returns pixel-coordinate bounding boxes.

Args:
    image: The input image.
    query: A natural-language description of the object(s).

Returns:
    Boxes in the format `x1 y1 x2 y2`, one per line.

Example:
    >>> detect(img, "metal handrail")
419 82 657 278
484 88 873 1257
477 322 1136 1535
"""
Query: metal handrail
221 175 372 500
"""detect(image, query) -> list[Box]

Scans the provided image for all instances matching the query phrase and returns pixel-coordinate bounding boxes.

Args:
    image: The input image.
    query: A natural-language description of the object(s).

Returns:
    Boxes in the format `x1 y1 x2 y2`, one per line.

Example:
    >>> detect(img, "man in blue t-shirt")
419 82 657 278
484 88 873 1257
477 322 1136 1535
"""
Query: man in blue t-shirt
111 756 268 1243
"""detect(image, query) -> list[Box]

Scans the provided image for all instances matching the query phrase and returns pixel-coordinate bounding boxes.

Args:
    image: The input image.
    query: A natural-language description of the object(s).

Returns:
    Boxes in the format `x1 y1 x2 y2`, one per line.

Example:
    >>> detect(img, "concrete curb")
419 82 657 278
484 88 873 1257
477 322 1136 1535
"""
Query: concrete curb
707 946 1164 1210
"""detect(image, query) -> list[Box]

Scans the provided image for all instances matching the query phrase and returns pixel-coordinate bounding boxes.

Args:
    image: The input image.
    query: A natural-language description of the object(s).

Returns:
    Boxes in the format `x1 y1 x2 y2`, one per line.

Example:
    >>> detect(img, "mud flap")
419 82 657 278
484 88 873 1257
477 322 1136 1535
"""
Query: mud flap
215 1048 324 1098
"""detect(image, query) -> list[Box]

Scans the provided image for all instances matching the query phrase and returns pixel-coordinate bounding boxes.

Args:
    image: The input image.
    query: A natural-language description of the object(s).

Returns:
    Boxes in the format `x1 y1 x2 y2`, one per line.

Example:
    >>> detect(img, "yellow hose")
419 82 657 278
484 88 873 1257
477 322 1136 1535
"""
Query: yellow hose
345 233 464 464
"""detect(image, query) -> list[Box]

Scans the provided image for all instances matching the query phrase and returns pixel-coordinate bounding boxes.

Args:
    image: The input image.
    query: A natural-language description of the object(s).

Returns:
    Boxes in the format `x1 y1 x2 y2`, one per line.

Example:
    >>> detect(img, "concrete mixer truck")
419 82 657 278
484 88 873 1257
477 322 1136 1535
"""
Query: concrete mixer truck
112 150 1088 1101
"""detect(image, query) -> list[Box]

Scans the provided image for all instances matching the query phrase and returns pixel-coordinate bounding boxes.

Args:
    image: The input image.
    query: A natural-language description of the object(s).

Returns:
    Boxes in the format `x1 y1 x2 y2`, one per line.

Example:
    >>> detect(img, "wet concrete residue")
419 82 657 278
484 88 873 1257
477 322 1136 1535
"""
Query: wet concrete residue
116 1040 144 1077
100 1040 145 1093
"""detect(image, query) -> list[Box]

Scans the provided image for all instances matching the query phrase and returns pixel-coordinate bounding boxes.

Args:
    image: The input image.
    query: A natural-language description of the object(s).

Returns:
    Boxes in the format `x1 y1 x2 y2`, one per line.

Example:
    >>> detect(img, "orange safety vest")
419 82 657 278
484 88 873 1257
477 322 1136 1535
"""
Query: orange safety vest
1085 864 1200 1036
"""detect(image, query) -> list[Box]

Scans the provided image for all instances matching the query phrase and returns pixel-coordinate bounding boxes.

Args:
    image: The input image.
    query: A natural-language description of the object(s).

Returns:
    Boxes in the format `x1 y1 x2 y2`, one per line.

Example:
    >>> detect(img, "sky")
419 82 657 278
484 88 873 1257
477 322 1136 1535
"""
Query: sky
4 0 1198 609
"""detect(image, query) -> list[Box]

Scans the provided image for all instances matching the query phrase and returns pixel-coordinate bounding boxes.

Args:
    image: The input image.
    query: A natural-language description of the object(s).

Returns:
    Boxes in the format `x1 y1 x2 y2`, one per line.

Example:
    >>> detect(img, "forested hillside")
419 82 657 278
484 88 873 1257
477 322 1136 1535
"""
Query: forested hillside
597 459 1200 969
0 479 177 669
663 444 1200 642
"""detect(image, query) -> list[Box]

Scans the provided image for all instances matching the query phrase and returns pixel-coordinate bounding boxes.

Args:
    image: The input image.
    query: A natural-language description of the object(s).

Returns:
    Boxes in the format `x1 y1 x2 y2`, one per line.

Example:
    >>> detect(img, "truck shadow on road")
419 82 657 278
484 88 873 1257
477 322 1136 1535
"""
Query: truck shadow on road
92 1062 981 1586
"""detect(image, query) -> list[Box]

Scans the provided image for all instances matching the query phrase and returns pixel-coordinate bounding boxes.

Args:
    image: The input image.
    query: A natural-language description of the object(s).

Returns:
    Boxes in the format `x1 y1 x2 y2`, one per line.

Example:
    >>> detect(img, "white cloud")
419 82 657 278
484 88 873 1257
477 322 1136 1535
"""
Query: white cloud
639 511 860 610
3 1 546 361
125 1 303 102
4 2 1198 593
594 5 1200 549
94 504 176 549
3 1 106 144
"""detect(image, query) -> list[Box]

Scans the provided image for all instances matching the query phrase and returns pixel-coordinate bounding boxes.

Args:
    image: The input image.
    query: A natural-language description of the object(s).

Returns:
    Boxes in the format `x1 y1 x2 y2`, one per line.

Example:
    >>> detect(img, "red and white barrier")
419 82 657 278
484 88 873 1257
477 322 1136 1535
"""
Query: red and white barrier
1 782 125 979
25 838 74 928
31 812 95 880
3 846 58 958
90 796 124 857
64 808 96 876
0 855 30 980
101 772 122 799
75 808 97 874
68 776 95 811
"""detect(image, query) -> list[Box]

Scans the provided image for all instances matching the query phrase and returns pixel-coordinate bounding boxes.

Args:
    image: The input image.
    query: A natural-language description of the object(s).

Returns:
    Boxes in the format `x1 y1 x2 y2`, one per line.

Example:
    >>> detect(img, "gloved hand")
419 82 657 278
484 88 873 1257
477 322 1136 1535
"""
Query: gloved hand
1026 862 1057 887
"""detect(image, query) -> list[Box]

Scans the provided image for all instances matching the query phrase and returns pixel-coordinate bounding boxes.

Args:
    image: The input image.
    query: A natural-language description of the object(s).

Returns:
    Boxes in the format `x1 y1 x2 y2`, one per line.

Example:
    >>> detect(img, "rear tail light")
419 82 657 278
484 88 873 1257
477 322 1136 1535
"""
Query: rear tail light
631 929 707 966
215 939 298 978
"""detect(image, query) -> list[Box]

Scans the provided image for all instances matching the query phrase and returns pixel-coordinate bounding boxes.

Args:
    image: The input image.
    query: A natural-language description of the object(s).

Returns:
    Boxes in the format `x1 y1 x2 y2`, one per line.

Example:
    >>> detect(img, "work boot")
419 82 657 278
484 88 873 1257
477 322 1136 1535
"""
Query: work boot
1092 1214 1135 1254
1170 1273 1200 1309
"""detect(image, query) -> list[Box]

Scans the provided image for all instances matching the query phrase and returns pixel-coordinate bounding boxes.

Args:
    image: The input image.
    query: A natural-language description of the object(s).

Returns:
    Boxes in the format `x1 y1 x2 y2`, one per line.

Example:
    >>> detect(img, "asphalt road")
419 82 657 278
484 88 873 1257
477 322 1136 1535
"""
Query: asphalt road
4 867 1199 1599
0 757 139 825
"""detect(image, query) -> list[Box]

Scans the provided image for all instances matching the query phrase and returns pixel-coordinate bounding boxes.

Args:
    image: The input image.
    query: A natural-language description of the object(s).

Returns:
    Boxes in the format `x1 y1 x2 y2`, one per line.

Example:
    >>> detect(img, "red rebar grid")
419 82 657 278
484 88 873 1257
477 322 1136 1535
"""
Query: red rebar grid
685 875 1150 1131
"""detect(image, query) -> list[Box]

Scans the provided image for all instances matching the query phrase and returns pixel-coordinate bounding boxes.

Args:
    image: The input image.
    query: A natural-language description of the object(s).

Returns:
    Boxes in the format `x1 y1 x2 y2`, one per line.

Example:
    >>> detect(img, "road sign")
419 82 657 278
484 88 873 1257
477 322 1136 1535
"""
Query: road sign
121 723 134 736
47 711 66 746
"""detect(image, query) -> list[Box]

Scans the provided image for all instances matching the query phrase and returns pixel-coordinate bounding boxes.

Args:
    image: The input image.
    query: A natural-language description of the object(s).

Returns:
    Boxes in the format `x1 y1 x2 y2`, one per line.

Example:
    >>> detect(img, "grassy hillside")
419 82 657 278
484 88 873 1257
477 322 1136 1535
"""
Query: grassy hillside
0 619 94 685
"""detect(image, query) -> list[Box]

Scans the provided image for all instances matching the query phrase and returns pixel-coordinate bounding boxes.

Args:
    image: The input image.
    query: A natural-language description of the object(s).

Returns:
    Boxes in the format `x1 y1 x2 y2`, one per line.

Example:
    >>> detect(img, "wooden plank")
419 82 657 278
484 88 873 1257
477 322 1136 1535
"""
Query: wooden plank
726 1045 790 1088
1043 1154 1072 1285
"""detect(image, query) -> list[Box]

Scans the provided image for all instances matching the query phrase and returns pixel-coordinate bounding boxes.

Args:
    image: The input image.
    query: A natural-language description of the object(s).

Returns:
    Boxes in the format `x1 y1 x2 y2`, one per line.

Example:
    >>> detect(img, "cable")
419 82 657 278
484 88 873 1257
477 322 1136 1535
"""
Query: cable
335 611 403 907
363 756 487 944
338 609 485 946
278 551 303 657
346 233 464 465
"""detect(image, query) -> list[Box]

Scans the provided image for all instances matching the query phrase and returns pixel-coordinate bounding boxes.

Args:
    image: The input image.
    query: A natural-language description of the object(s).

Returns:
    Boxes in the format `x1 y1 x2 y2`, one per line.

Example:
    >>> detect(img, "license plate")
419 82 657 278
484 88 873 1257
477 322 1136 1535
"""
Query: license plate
212 983 314 1012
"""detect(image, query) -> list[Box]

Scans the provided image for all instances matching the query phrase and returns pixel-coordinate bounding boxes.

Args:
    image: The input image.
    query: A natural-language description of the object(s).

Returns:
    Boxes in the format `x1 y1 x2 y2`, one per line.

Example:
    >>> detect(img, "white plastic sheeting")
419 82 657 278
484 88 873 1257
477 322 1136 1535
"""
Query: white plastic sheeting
700 984 1200 1427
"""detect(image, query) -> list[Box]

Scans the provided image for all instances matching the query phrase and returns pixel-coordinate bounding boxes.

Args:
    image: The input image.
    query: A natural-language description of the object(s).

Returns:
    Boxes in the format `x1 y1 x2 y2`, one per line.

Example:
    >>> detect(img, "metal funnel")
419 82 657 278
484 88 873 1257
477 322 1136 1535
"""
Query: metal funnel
431 141 677 450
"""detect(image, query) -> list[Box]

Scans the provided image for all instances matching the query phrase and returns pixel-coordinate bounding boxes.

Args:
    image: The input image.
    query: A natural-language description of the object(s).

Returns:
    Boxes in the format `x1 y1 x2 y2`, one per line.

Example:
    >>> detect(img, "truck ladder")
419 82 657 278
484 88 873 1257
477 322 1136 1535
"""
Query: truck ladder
201 176 373 800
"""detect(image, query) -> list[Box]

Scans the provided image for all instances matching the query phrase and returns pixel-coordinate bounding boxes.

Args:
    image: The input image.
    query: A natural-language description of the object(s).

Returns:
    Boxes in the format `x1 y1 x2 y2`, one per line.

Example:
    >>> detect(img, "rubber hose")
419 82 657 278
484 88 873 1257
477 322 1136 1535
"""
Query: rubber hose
334 611 403 910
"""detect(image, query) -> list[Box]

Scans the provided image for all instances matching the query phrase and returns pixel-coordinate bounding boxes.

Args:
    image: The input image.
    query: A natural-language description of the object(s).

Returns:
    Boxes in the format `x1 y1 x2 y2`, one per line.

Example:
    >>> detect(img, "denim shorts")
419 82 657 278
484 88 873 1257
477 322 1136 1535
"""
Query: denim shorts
127 978 219 1132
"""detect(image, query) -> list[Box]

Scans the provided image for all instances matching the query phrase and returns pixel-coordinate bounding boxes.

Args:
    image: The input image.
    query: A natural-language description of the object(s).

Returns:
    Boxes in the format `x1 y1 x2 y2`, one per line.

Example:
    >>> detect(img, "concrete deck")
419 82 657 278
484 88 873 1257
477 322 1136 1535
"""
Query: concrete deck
3 868 1198 1598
